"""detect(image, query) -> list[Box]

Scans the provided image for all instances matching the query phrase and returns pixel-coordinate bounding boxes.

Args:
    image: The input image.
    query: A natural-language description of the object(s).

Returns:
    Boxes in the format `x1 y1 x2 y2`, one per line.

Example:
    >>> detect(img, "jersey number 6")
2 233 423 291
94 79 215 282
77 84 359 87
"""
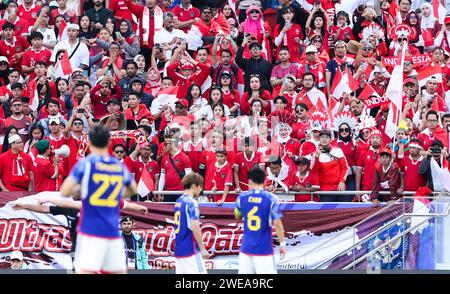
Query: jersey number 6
247 206 261 231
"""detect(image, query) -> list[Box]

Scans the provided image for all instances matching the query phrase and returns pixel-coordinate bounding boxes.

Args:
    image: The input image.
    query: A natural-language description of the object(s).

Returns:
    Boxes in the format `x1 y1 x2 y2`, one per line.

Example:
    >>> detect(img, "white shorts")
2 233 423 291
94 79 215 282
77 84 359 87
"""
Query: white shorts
175 253 207 274
238 252 277 274
74 234 127 273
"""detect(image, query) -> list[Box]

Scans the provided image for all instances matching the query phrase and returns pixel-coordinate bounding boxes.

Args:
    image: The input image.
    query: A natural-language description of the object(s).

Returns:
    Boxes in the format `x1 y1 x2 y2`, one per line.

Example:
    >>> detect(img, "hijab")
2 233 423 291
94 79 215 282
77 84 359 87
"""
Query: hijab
144 67 161 97
241 5 263 38
420 3 437 29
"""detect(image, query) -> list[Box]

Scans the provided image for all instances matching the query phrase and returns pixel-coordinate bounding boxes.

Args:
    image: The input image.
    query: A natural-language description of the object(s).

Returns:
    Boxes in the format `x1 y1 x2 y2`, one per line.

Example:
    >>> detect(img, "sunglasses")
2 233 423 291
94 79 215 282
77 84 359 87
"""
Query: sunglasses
12 104 22 107
398 38 407 42
73 122 83 126
362 48 372 51
114 150 125 154
340 128 350 132
250 10 259 14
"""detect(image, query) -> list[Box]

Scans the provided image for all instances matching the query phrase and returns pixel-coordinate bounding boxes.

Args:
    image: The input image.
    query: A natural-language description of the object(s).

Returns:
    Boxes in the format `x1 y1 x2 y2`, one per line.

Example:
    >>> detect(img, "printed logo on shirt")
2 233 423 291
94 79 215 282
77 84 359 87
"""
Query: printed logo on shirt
221 173 225 179
32 13 37 18
15 46 21 52
149 167 153 173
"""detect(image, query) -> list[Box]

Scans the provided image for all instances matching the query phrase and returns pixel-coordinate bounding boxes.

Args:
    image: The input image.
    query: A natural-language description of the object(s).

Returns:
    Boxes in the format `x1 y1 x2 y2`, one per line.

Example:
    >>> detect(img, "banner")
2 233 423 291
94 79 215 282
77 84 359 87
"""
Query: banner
0 192 435 270
382 54 431 67
363 95 390 109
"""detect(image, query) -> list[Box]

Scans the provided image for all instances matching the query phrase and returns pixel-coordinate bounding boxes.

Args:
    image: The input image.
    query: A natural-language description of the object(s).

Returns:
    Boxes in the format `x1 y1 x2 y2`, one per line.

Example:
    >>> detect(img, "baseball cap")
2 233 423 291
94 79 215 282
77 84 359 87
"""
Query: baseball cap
319 129 332 138
408 141 423 150
10 97 22 105
49 116 61 125
380 147 392 157
404 78 416 85
369 129 383 139
121 216 133 223
10 251 23 261
445 16 450 25
35 139 50 153
305 45 318 54
175 99 188 108
0 56 9 64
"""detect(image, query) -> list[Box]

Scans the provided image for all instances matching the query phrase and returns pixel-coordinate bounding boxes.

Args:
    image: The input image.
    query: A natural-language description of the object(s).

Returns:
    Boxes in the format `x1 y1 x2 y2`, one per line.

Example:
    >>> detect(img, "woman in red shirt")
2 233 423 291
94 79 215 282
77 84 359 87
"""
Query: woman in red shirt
273 6 304 63
305 6 331 54
218 72 240 116
240 75 271 114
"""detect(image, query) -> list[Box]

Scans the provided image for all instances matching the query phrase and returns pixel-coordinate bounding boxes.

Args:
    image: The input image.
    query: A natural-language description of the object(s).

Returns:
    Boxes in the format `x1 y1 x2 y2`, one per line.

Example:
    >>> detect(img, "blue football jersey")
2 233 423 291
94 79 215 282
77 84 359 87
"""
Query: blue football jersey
70 154 132 238
235 189 282 255
174 195 200 257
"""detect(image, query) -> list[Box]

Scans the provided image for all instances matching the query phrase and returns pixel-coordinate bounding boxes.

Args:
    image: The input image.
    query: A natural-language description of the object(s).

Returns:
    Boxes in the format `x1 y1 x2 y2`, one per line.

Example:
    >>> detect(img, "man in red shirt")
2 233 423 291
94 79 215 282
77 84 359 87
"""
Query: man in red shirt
0 97 32 142
0 22 30 72
234 137 264 192
17 0 41 28
125 141 160 187
183 121 207 173
21 32 52 80
398 139 427 192
49 0 78 25
109 0 134 25
33 139 60 192
356 129 383 197
212 150 233 205
172 0 200 33
296 45 326 91
418 110 449 151
158 129 192 202
264 156 295 193
0 134 33 191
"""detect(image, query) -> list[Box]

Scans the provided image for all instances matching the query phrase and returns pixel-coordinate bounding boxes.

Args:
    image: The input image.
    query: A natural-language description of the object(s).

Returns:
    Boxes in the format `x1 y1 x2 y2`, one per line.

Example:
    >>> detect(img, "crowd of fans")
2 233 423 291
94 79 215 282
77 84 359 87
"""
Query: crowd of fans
0 0 449 204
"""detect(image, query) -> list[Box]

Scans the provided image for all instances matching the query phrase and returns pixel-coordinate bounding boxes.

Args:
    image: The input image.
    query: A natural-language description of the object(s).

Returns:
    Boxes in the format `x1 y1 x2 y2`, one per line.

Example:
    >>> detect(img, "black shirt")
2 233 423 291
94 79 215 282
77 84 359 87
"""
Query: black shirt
123 233 136 260
49 206 79 253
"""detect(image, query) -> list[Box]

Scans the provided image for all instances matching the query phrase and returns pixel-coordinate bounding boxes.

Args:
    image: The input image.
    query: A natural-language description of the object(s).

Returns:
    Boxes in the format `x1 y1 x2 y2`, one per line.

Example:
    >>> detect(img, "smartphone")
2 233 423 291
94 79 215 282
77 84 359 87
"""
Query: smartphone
115 32 122 39
77 108 86 114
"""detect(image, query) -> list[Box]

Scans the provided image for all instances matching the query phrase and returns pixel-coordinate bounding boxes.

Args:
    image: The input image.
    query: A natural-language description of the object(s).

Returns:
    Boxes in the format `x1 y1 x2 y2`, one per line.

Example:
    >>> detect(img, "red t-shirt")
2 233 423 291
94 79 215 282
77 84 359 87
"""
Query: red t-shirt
124 156 160 184
172 5 200 33
21 47 52 80
183 139 207 173
212 161 234 202
109 0 134 24
17 4 41 27
357 148 381 191
293 170 320 202
33 156 57 192
399 155 427 191
161 151 192 191
0 19 30 37
273 23 303 63
200 148 235 190
233 151 263 190
0 150 33 190
0 36 30 70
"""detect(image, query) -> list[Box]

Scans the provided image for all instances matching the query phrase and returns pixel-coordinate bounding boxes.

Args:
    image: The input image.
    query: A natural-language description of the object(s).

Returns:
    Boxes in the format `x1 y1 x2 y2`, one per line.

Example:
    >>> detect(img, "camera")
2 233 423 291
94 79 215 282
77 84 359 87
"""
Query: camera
430 146 441 155
77 108 86 114
322 146 330 153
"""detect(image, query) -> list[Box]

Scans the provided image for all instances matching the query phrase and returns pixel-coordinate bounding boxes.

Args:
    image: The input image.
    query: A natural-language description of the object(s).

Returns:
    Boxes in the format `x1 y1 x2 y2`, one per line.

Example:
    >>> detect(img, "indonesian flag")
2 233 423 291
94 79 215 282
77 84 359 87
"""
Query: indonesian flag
54 50 73 78
330 67 358 100
417 64 442 87
389 0 403 24
433 0 447 24
385 42 407 139
137 166 155 196
228 0 237 17
58 19 68 41
150 86 179 115
358 84 380 101
28 81 39 111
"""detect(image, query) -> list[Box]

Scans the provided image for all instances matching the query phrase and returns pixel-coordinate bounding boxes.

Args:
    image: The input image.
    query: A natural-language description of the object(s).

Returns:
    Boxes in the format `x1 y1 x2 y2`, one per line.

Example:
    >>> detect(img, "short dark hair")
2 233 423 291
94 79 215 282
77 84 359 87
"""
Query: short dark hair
302 72 316 82
47 99 60 107
278 45 290 53
248 167 266 185
34 60 47 67
268 155 282 166
128 91 141 99
113 143 126 152
430 139 444 148
274 96 288 104
30 31 44 40
2 22 15 31
126 61 138 69
89 125 110 148
197 47 209 55
426 110 438 120
220 49 232 56
296 102 309 111
216 150 227 156
182 172 204 190
442 113 450 123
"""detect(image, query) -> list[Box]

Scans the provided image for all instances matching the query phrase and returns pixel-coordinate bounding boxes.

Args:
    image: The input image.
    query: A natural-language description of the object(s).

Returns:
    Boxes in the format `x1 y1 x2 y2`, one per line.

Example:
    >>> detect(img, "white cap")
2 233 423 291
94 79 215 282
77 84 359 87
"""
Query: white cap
305 45 318 54
66 23 80 30
10 251 23 261
49 116 61 125
0 56 9 64
8 134 21 144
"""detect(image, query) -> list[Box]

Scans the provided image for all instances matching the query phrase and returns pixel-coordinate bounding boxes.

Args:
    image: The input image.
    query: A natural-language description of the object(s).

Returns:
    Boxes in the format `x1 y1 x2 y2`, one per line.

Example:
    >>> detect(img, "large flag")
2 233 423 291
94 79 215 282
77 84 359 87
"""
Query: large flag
28 81 39 111
433 0 447 24
385 42 407 139
417 64 442 87
330 67 358 100
137 166 155 197
389 0 403 24
150 86 179 116
58 19 68 41
54 50 73 78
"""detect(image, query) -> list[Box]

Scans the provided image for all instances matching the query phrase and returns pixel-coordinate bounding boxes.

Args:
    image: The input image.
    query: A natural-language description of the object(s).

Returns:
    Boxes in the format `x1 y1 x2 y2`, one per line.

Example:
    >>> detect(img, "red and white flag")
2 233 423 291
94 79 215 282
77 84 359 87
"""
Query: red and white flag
228 0 237 17
54 50 73 78
433 0 447 24
330 67 358 100
358 84 380 101
385 42 407 139
417 64 442 87
150 86 179 115
28 81 39 111
137 166 155 196
58 19 68 41
389 0 403 24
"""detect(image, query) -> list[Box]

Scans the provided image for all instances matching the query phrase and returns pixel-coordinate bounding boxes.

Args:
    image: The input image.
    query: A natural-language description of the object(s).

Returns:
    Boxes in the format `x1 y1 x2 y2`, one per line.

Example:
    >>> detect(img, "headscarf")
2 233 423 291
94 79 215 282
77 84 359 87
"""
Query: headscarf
241 5 263 38
420 3 437 29
120 19 135 39
144 67 161 97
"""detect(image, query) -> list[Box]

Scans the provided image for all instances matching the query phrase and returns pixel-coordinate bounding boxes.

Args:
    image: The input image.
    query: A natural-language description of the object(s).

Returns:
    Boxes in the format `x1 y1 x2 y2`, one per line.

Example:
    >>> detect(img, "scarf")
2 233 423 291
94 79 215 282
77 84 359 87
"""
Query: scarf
144 67 161 97
121 19 135 39
11 151 25 177
143 5 163 45
266 164 289 192
420 3 437 29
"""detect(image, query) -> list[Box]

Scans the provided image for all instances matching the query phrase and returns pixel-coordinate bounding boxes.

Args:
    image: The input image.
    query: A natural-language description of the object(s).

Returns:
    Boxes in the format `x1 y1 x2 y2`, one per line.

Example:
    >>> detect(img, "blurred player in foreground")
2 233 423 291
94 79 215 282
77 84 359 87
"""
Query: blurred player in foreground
234 167 286 274
60 125 137 274
174 173 210 274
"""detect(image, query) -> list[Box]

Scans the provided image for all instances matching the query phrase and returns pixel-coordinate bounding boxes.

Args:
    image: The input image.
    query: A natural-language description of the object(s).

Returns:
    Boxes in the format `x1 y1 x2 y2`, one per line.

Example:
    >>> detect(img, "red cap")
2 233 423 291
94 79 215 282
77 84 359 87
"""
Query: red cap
10 98 22 105
445 16 450 25
404 78 416 85
415 186 432 197
369 129 383 139
181 62 196 70
380 147 392 156
176 99 189 107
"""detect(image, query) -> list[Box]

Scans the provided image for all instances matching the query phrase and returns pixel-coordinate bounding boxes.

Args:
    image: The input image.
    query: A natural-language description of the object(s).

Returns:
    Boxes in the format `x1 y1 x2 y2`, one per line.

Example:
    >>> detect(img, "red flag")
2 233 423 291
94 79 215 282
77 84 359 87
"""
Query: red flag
417 64 442 87
28 81 39 111
389 0 402 24
358 84 380 101
60 50 73 75
137 166 155 196
433 0 447 24
330 67 343 99
347 68 359 92
58 19 68 41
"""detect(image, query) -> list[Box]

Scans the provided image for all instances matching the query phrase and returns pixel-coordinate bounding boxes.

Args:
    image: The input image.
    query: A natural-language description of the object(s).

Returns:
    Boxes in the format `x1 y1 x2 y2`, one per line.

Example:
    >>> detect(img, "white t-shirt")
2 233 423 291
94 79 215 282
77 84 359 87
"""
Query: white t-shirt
50 39 89 69
29 27 56 48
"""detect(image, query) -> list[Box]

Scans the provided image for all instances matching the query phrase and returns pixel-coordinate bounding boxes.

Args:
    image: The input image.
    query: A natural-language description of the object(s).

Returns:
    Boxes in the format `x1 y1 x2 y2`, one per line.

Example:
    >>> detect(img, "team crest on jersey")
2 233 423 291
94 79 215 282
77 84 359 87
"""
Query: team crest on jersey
190 12 195 17
16 46 21 52
32 12 37 18
149 167 153 173
221 173 225 179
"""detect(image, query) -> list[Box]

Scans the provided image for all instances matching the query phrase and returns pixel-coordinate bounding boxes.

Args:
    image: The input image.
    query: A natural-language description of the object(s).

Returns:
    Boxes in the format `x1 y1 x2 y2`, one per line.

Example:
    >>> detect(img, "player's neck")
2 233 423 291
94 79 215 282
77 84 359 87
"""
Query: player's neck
90 146 110 156
249 184 264 190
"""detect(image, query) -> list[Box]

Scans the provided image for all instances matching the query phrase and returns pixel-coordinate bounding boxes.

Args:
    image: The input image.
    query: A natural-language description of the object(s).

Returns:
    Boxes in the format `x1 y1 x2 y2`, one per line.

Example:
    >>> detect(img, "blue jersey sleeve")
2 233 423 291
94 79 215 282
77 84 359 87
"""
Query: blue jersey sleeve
69 158 87 184
122 164 133 187
270 194 282 220
186 199 199 230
